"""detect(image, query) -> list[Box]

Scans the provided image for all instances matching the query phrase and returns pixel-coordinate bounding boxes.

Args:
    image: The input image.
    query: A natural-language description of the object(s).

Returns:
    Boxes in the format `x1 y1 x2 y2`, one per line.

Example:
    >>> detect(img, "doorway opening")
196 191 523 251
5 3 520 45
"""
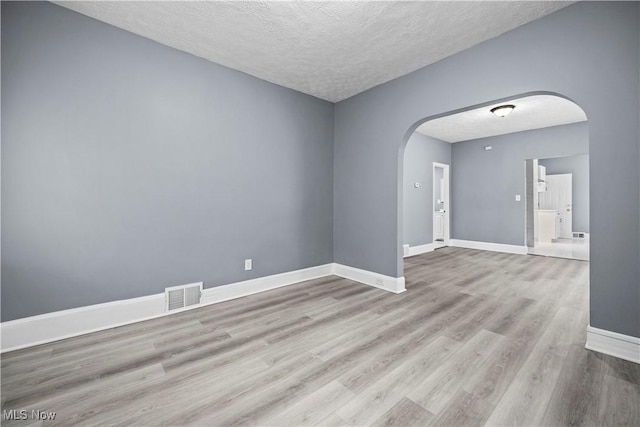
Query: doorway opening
525 154 589 261
401 128 452 258
432 162 450 249
399 92 589 269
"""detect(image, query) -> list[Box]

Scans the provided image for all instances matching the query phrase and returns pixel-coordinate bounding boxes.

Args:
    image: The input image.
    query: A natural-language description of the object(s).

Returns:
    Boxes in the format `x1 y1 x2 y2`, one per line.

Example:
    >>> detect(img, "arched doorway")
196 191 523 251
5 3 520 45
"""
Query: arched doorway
398 92 588 278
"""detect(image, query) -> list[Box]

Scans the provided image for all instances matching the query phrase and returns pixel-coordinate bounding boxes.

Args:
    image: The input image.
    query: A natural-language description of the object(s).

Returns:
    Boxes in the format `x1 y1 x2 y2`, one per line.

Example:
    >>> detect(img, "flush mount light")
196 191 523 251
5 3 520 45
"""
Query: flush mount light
490 104 515 117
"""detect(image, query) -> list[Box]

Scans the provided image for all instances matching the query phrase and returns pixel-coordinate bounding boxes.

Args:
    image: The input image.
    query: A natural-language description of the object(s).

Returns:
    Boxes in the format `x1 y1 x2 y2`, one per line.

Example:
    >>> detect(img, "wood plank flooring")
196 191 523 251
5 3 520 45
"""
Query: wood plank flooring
2 247 639 426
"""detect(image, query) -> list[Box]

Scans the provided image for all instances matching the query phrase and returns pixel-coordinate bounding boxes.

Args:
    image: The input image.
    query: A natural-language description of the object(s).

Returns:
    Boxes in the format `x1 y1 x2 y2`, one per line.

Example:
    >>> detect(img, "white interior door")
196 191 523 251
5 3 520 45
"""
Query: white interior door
540 174 573 238
433 163 450 248
433 213 444 240
555 174 572 238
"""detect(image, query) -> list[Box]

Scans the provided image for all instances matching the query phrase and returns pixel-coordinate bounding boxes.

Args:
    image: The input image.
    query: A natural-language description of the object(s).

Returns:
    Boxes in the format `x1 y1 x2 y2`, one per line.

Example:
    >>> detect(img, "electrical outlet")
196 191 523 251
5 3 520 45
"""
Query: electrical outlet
244 259 252 271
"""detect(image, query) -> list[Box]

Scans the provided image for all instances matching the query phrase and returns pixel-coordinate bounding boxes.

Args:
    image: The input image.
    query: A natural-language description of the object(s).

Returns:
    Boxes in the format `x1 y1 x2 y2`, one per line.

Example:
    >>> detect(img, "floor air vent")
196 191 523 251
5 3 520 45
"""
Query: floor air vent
165 282 203 312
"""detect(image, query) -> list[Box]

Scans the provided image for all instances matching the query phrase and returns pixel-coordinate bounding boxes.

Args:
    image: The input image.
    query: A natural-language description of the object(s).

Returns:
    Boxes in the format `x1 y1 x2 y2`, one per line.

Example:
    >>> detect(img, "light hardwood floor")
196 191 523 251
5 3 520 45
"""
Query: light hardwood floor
1 247 639 426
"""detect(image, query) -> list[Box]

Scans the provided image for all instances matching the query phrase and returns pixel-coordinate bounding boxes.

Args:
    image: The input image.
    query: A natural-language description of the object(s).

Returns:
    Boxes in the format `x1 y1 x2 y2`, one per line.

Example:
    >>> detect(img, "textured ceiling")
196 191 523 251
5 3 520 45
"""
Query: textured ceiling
415 95 587 143
54 1 572 102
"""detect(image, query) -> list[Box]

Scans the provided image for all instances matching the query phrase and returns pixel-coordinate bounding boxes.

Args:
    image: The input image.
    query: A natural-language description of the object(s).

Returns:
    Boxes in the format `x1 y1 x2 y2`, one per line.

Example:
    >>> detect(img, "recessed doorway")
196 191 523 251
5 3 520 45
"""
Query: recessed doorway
433 162 450 249
525 154 589 261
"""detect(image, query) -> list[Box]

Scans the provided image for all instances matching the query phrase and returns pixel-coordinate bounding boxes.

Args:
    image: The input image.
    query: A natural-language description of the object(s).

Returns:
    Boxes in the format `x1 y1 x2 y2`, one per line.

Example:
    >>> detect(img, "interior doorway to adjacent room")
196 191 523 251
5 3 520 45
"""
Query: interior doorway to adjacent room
432 162 450 249
400 92 589 266
525 154 589 261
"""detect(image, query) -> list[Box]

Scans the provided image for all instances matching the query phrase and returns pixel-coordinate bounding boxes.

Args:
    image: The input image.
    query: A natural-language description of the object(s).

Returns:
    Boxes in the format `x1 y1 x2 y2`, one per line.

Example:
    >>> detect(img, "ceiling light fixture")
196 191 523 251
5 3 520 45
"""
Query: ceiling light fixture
490 104 515 117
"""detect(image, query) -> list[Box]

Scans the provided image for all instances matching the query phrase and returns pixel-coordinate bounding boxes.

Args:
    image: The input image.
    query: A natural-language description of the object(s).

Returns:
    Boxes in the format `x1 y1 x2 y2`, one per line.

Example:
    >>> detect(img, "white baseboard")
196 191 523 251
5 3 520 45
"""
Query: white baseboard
450 239 528 255
403 243 435 258
0 293 166 354
201 264 333 305
332 263 406 294
586 326 640 364
0 262 405 352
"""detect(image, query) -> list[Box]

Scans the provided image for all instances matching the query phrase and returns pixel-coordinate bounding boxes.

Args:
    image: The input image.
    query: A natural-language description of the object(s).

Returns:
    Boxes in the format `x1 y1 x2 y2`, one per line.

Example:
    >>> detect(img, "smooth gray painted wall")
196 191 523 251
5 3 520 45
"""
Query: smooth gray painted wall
539 154 589 234
451 123 588 246
334 2 639 338
1 2 334 321
402 133 451 247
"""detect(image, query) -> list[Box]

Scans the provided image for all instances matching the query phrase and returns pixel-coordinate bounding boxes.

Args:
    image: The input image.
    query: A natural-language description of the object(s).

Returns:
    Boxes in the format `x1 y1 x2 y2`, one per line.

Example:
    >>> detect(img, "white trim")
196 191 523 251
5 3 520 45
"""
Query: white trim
0 262 406 353
1 264 331 353
403 244 410 257
332 263 406 294
201 264 333 305
0 293 166 353
404 243 435 258
586 326 640 364
450 239 528 255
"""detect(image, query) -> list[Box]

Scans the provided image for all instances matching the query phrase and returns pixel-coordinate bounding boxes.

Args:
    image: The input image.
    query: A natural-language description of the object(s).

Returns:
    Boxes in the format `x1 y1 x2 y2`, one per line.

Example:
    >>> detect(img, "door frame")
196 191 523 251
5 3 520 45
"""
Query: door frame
432 162 450 247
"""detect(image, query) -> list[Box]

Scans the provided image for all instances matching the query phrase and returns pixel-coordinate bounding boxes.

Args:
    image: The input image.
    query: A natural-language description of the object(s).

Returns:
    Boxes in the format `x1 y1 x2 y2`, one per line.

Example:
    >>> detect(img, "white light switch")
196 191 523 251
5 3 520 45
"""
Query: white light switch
244 259 252 271
515 195 521 202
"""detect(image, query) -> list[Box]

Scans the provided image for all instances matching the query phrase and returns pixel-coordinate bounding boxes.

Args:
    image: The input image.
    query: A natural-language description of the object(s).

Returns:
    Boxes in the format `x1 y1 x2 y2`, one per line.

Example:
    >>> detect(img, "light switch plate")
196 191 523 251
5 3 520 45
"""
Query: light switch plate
515 195 521 201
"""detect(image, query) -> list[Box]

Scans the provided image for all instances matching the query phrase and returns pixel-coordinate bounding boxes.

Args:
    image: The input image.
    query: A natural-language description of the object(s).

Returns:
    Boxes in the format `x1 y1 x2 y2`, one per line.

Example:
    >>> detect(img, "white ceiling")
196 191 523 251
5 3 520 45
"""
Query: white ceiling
54 1 573 103
415 94 588 143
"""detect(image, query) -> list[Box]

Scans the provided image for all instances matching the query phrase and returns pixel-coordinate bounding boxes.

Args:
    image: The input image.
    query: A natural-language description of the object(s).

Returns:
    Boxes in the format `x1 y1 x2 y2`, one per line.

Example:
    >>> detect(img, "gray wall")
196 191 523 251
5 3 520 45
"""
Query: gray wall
402 132 451 247
451 123 588 246
334 2 639 338
1 2 334 321
2 2 639 340
539 154 589 234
